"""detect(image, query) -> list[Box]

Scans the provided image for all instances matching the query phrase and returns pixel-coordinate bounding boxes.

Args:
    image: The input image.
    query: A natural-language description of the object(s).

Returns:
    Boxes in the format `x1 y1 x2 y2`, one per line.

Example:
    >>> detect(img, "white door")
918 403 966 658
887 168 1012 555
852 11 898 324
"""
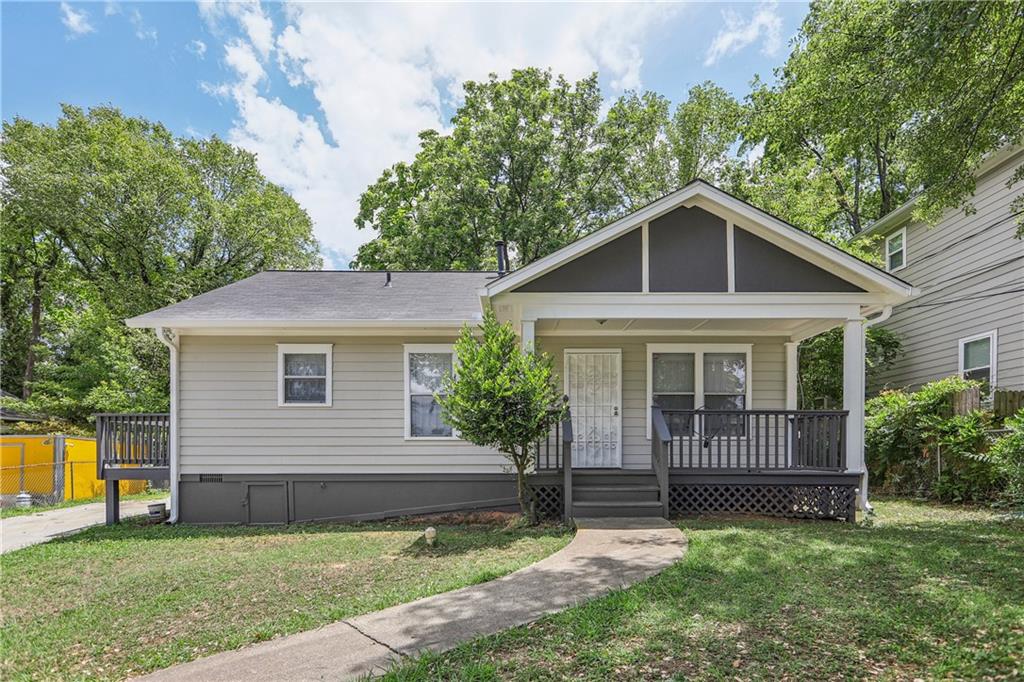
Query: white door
564 349 622 468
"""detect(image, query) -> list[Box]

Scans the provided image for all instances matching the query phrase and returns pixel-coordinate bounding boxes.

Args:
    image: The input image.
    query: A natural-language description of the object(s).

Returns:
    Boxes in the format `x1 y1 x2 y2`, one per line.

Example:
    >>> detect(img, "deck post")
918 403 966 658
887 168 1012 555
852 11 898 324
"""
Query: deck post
843 318 869 512
105 478 120 525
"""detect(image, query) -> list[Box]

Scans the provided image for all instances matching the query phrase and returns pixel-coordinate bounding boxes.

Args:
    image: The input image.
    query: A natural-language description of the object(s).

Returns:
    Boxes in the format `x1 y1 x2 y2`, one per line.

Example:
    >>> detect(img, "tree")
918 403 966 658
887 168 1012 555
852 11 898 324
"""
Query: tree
438 311 565 521
798 326 902 408
1 105 322 423
669 81 745 186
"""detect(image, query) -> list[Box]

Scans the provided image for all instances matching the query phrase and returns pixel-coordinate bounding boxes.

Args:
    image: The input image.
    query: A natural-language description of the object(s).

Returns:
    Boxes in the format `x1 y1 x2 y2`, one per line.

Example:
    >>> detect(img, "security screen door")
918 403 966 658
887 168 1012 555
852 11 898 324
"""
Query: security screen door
564 350 622 468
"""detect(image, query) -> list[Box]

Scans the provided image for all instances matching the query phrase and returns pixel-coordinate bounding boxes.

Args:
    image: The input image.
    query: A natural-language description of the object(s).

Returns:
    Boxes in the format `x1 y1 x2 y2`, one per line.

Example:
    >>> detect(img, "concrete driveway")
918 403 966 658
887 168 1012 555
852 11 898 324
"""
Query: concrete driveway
1 498 164 553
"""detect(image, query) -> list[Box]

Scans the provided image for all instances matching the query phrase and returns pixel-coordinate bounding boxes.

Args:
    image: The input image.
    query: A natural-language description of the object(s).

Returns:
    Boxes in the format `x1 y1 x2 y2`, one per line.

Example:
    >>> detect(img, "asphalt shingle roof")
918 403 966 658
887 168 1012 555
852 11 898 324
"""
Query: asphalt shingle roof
126 271 495 325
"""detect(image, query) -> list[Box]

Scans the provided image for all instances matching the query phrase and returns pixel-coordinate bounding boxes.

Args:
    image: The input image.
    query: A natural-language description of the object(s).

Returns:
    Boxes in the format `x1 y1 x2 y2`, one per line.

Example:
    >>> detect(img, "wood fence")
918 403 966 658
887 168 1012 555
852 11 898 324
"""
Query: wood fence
994 389 1024 418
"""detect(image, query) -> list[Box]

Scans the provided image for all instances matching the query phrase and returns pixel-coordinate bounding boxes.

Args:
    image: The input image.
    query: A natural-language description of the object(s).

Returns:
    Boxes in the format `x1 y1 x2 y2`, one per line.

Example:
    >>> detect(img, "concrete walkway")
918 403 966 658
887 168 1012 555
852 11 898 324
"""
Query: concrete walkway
139 517 687 681
1 498 163 553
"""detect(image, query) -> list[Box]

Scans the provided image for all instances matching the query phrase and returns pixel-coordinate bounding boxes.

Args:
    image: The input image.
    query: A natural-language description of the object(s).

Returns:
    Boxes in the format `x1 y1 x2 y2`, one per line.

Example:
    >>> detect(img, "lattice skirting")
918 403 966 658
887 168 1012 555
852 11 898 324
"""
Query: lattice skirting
528 484 564 520
669 484 856 522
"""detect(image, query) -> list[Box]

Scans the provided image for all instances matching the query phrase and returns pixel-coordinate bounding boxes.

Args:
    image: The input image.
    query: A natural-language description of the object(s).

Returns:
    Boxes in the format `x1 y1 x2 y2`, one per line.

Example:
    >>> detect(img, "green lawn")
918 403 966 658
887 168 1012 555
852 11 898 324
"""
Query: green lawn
0 518 570 681
0 490 168 518
385 500 1024 681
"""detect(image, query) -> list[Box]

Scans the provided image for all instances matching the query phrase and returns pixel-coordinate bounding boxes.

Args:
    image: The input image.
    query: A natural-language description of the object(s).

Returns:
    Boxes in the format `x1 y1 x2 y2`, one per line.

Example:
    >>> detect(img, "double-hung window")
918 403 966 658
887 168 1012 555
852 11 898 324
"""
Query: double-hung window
959 331 997 391
405 344 456 439
647 344 752 438
885 228 907 272
277 344 332 406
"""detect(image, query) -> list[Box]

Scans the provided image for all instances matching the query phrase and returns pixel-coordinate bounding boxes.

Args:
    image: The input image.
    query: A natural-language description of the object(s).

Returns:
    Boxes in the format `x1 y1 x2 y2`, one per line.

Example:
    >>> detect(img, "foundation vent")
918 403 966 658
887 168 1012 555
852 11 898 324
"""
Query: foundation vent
199 474 224 483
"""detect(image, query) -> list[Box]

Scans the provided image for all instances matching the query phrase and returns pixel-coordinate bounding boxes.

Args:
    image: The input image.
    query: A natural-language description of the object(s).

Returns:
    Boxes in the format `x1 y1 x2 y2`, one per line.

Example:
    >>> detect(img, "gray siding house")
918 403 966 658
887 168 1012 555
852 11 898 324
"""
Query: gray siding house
857 146 1024 393
112 180 916 525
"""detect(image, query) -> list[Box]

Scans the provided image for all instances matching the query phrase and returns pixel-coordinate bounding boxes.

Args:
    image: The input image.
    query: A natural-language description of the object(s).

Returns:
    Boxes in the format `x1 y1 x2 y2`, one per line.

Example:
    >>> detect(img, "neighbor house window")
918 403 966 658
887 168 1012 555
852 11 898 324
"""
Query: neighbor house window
959 331 997 390
885 227 907 272
277 344 332 407
647 344 752 438
405 344 456 439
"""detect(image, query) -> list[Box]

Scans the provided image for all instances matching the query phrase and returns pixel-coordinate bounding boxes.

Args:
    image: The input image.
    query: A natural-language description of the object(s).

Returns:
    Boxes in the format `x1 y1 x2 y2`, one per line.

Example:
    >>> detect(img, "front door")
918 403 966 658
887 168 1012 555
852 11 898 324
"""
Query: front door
564 349 622 468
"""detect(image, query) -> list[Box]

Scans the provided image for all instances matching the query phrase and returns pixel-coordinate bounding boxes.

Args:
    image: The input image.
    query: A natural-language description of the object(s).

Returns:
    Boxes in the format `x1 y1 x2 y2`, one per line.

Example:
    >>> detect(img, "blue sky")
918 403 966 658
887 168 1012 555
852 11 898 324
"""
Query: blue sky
2 1 808 268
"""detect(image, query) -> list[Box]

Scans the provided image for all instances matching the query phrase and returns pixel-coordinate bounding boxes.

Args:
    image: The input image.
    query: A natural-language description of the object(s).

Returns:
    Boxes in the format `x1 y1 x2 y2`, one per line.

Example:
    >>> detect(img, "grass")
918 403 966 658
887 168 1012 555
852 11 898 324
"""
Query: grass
0 490 168 518
384 500 1024 681
0 517 570 681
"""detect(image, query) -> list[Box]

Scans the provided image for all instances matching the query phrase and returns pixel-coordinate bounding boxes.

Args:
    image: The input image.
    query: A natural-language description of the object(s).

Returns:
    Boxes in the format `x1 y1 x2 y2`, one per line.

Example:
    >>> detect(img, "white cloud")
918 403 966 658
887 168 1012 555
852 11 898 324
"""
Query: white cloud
104 1 120 16
201 2 676 263
704 1 782 66
60 2 95 37
129 8 157 42
187 39 207 58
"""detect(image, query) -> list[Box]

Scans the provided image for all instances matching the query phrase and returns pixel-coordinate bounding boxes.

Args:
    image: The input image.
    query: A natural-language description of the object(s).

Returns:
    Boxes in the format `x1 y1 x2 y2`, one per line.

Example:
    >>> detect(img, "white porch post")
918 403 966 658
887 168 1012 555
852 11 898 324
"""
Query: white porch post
521 318 536 353
843 317 870 512
784 341 798 410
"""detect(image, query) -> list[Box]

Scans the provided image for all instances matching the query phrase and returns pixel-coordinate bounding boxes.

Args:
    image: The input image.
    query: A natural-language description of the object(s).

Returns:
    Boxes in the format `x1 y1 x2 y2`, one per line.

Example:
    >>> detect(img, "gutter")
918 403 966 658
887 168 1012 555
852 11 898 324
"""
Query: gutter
863 305 894 328
154 327 179 524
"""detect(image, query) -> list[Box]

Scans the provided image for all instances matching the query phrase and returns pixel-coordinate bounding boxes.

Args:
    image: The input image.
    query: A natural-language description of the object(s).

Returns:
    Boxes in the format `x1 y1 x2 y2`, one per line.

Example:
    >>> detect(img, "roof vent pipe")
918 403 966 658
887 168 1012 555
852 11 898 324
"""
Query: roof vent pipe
495 241 509 277
384 271 392 287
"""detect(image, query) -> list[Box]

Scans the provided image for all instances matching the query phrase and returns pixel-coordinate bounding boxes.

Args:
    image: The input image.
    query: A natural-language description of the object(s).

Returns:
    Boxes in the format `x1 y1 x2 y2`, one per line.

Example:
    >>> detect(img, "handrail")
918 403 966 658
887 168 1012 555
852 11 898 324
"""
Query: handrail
650 407 671 517
562 410 573 521
95 413 171 479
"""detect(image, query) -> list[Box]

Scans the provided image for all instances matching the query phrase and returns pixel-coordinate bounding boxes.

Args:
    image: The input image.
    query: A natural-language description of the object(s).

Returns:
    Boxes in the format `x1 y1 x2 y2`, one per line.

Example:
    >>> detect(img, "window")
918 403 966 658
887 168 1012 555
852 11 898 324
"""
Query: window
405 344 456 439
647 344 752 438
959 331 997 390
277 344 332 407
885 227 906 272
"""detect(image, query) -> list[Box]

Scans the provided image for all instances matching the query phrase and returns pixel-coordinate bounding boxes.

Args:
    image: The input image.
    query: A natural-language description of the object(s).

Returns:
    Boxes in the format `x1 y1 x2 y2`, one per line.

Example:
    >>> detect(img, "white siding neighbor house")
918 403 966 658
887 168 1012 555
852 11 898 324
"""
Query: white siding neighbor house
856 145 1024 393
101 180 916 525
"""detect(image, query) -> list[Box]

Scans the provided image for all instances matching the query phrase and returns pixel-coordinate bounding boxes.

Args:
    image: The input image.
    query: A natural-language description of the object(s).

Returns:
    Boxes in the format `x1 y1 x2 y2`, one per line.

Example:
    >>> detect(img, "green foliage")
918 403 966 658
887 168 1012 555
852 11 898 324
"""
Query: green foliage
1 105 321 425
798 326 901 408
438 310 565 519
979 410 1024 509
865 376 1000 501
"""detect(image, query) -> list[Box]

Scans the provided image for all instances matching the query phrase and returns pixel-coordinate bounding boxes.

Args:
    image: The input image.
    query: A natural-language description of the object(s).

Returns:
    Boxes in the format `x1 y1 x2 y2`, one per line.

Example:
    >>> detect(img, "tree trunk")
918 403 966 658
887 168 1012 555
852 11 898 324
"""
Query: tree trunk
514 453 536 524
22 269 42 399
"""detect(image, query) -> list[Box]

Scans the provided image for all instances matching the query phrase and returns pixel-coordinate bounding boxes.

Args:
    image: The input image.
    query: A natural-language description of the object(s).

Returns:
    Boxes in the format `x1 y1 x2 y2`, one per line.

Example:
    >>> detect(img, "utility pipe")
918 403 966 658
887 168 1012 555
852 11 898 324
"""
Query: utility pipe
154 327 179 523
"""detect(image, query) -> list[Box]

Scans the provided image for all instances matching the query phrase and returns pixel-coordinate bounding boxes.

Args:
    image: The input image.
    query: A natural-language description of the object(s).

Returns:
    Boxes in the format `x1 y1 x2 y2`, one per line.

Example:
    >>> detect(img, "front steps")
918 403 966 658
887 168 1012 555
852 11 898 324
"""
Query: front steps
570 471 666 518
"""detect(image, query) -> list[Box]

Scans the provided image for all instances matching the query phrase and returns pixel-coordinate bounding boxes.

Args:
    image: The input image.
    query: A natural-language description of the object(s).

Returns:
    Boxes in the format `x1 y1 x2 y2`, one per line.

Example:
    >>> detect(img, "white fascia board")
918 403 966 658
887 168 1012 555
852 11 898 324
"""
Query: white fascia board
484 180 916 299
125 318 475 330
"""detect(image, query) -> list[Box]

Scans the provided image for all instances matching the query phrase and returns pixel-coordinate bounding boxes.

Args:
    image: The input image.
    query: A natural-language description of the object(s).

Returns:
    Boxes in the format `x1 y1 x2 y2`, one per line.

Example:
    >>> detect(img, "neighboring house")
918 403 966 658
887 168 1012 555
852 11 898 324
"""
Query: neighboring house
856 146 1024 393
0 389 43 425
114 180 915 525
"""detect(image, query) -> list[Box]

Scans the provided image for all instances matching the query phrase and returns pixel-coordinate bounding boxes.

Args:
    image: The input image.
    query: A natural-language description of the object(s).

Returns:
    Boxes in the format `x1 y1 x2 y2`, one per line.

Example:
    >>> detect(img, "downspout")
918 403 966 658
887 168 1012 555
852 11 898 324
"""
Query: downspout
155 327 179 523
856 305 893 514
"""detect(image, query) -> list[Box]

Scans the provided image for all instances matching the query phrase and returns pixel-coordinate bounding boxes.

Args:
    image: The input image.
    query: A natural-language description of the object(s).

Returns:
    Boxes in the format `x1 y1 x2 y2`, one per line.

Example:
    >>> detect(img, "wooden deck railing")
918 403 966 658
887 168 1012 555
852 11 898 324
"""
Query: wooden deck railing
95 413 171 479
657 408 848 471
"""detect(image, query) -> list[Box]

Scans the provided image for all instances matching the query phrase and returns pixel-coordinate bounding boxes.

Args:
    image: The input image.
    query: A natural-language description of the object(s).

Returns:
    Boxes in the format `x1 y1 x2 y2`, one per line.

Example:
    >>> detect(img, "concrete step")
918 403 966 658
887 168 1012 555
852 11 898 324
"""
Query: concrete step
573 485 661 503
572 500 665 518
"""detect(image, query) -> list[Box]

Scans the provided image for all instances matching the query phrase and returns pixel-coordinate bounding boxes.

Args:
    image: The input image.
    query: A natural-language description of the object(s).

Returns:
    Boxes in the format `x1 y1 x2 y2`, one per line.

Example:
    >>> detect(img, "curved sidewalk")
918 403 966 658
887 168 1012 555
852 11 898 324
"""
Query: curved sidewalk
139 517 687 681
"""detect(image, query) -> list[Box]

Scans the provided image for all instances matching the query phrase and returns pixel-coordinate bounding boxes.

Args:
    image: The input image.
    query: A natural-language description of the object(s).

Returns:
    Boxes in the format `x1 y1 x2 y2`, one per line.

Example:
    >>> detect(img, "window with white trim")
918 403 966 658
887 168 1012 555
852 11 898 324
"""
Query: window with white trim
277 344 332 406
885 227 907 272
647 344 752 438
959 331 997 390
405 344 456 438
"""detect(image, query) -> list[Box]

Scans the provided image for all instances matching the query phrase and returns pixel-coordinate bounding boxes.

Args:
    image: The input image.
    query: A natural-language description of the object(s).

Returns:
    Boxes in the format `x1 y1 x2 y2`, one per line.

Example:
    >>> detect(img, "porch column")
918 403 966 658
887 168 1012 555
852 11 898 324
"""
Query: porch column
521 319 536 353
784 341 798 410
843 317 870 511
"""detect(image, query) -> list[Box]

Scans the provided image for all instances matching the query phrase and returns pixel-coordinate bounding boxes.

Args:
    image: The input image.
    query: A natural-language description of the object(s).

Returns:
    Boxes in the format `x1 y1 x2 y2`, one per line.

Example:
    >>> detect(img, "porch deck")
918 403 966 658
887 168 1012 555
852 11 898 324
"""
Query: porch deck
95 413 170 523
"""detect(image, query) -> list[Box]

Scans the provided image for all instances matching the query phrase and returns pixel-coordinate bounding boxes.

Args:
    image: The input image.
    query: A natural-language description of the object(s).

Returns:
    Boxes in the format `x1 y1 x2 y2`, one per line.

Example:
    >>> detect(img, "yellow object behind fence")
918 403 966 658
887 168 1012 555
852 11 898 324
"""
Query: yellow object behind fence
0 434 145 502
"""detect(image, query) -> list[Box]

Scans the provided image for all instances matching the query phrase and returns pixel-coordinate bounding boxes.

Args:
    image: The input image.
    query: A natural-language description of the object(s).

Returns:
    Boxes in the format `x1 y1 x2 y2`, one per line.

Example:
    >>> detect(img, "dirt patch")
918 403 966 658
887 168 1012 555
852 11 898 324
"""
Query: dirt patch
395 510 523 526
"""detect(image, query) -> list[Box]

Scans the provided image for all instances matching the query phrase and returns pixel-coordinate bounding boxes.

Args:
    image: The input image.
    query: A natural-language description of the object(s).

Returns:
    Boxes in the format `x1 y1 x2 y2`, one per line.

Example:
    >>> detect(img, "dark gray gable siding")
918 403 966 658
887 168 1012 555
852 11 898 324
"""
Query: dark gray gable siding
513 227 642 292
649 206 728 292
734 227 865 292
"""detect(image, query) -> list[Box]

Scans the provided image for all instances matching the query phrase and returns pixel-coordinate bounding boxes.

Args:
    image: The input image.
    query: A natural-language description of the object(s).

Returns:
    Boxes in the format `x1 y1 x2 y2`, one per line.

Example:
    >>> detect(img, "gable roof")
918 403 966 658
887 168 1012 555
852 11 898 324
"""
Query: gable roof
485 179 915 297
125 271 494 328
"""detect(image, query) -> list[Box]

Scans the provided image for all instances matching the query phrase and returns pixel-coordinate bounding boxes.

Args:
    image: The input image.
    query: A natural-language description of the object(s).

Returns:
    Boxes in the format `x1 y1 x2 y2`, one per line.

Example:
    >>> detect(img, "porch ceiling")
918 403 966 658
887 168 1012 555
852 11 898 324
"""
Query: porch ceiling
535 317 843 337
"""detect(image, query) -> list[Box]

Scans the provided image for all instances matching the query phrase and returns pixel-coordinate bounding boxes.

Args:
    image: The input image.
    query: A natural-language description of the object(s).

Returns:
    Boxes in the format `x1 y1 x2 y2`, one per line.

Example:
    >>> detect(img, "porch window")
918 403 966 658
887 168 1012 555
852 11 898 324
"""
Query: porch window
885 228 906 272
405 344 456 439
647 344 753 439
277 344 332 407
959 331 996 391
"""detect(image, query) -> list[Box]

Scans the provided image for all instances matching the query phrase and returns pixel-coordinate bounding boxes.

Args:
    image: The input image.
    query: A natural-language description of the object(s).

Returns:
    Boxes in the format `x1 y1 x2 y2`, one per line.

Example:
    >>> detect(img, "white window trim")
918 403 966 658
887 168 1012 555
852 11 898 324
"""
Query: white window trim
885 227 907 273
646 343 753 439
958 330 997 386
277 343 333 407
404 343 459 440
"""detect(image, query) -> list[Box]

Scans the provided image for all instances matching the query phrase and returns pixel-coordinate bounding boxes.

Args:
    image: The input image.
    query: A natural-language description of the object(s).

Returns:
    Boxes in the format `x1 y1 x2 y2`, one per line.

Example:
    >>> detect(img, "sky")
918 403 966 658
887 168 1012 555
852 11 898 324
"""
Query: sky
1 1 808 268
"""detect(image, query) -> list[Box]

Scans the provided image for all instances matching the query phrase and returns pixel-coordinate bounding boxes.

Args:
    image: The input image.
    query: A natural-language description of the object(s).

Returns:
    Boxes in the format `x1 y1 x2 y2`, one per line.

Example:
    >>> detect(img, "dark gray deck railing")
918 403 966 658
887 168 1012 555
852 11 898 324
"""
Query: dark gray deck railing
95 413 171 478
658 408 848 471
651 407 671 517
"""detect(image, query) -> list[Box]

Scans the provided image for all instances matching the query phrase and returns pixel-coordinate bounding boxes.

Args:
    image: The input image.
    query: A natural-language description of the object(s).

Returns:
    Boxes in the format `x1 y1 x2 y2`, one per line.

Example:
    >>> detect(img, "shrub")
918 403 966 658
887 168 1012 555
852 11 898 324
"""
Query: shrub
980 410 1024 509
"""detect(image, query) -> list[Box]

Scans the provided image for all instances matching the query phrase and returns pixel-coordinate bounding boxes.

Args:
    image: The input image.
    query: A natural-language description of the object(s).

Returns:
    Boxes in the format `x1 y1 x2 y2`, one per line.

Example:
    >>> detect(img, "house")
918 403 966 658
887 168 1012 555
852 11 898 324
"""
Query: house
111 180 916 525
855 145 1024 393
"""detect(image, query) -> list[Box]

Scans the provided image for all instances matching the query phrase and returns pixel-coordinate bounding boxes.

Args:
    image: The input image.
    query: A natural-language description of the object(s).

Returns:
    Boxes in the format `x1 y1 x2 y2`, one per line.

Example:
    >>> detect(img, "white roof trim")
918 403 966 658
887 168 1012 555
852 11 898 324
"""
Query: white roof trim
125 318 476 330
485 180 915 298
